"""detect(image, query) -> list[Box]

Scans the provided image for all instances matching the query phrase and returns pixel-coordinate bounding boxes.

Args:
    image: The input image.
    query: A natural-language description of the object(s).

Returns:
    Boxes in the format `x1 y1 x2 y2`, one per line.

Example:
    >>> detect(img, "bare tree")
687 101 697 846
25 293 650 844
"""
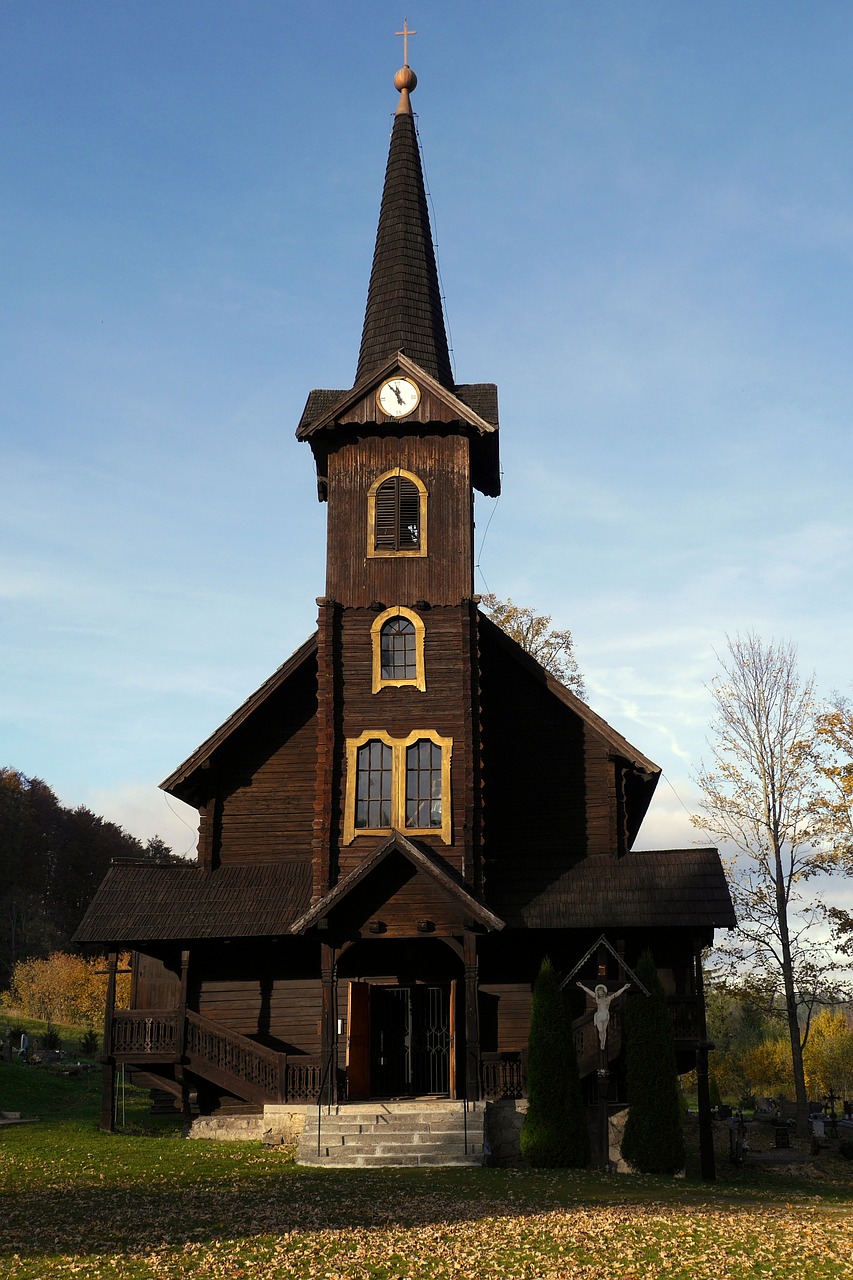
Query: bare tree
692 634 844 1136
481 594 585 698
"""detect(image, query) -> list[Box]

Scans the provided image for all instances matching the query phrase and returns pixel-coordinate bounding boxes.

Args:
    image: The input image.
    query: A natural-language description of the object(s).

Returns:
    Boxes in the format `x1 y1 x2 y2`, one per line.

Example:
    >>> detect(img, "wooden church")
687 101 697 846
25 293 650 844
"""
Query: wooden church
75 55 735 1132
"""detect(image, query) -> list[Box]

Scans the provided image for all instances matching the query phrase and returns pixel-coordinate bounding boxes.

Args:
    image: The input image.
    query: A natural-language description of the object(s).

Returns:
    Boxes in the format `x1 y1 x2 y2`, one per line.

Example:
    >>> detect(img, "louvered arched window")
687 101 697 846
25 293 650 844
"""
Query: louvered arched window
367 469 428 558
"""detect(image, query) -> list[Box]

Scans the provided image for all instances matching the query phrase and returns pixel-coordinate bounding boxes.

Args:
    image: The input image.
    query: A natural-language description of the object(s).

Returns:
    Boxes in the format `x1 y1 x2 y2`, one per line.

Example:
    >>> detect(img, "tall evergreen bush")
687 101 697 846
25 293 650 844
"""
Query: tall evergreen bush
621 950 685 1174
520 957 590 1168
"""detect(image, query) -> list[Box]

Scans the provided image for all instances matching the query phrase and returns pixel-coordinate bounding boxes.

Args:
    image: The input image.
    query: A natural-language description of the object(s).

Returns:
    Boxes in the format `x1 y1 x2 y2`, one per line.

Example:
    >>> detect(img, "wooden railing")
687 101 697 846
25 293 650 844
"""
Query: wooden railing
185 1010 286 1106
667 996 700 1043
109 1008 324 1106
111 1010 180 1060
480 1051 526 1100
287 1055 323 1103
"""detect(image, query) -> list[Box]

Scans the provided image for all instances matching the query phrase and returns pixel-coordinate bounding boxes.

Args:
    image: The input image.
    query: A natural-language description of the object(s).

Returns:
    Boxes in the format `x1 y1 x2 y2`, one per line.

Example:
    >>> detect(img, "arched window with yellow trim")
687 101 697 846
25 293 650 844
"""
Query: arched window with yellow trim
370 606 426 692
367 469 428 558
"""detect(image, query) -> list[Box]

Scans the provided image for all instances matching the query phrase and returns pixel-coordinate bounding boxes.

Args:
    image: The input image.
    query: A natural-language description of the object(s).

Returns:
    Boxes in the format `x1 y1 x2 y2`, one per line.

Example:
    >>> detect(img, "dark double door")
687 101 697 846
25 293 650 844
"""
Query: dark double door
348 982 454 1098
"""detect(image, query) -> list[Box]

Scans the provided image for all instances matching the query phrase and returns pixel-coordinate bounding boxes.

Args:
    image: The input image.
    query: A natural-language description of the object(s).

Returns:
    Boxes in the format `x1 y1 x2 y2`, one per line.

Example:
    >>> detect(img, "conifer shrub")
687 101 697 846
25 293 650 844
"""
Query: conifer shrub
520 957 590 1168
79 1029 99 1058
621 950 685 1174
40 1021 62 1051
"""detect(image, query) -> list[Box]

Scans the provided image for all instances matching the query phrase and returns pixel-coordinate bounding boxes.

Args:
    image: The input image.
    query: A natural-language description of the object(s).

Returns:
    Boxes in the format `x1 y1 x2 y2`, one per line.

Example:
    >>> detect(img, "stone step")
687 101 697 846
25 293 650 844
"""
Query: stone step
303 1118 477 1136
299 1150 483 1168
295 1101 485 1168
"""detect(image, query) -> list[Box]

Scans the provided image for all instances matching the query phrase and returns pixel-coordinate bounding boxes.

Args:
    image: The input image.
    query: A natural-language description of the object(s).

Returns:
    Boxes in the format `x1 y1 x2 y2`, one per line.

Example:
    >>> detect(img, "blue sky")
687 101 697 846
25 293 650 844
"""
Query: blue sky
3 1 852 864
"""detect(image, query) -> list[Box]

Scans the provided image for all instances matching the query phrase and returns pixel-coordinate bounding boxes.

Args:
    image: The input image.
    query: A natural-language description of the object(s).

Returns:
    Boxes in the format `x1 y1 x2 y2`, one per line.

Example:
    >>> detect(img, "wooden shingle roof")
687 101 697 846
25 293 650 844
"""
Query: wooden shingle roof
72 861 313 945
355 109 452 388
492 848 736 932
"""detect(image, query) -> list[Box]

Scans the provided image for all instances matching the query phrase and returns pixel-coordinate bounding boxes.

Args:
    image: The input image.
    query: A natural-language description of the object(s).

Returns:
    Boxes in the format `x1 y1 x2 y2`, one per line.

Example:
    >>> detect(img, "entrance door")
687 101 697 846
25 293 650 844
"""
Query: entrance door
370 985 450 1097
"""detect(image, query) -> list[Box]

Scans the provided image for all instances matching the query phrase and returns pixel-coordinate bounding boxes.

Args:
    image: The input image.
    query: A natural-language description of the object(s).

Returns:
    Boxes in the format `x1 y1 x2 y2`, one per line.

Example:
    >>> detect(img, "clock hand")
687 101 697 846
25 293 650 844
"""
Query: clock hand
390 383 404 405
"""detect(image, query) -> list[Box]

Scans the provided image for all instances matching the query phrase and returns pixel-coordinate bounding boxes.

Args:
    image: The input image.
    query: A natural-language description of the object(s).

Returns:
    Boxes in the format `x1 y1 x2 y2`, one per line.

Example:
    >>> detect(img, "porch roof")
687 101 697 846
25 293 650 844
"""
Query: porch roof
72 860 313 944
290 831 505 934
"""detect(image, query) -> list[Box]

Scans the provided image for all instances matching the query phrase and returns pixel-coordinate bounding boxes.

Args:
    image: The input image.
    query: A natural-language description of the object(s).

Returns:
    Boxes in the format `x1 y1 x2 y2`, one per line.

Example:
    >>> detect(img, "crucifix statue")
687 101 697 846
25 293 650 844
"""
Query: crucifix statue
576 980 631 1051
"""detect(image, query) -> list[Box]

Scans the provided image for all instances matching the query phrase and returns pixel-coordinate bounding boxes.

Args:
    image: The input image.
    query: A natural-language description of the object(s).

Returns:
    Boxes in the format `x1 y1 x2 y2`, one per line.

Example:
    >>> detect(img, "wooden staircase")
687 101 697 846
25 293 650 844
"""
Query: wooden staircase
110 1009 322 1107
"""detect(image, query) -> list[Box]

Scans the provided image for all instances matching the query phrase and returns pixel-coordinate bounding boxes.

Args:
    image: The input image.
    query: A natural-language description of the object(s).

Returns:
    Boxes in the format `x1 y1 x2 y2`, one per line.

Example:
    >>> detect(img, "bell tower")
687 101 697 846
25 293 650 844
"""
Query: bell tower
296 56 501 902
296 59 500 611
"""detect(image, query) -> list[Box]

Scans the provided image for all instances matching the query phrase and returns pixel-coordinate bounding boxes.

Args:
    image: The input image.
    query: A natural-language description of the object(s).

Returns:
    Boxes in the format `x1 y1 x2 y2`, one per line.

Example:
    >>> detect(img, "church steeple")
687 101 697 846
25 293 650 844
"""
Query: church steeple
355 61 454 389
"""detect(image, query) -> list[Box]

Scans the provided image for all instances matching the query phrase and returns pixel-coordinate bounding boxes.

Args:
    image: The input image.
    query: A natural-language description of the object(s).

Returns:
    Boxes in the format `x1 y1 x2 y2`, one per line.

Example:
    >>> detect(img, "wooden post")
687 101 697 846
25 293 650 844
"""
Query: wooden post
99 951 118 1133
694 942 716 1182
176 949 191 1116
320 943 337 1105
463 932 480 1101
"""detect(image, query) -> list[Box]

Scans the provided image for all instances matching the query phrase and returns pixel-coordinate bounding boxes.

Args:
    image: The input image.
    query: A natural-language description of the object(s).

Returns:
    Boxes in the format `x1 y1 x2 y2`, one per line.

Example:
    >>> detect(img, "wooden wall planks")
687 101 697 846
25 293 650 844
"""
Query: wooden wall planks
325 433 474 606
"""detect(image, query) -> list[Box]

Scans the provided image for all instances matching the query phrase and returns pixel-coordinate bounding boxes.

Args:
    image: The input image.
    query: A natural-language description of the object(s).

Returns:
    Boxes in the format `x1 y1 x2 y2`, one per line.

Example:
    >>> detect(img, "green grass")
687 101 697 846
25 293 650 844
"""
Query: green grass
2 1061 853 1279
0 1009 97 1058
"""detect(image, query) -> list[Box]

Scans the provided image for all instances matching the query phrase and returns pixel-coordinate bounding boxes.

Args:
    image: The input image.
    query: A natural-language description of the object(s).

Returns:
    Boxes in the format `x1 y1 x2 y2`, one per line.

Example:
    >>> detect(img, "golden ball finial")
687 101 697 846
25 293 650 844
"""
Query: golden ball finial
394 66 417 93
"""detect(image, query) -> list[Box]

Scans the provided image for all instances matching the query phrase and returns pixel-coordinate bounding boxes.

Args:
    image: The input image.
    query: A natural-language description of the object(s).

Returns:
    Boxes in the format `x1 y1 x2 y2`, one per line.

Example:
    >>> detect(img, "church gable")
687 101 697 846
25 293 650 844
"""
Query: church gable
478 613 661 915
293 832 503 939
161 636 319 869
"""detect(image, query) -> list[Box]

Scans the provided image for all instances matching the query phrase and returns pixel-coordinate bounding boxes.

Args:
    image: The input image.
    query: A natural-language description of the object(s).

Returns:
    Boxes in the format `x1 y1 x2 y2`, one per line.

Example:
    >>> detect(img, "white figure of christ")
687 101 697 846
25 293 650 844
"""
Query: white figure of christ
576 981 631 1050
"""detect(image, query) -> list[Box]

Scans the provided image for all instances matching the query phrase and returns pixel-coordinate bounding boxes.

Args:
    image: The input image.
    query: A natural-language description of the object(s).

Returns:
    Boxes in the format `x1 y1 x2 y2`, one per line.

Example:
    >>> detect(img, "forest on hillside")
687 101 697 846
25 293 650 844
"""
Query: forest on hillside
0 768 178 983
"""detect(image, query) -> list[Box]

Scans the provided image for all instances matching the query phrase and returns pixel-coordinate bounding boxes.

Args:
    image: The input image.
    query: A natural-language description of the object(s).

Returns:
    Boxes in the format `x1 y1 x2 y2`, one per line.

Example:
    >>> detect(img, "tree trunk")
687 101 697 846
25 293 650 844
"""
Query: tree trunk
775 855 809 1137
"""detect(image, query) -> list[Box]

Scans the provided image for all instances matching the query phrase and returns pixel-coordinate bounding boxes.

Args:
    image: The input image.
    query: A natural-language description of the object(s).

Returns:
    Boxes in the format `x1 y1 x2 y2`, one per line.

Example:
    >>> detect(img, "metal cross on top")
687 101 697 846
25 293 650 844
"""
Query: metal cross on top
395 19 417 66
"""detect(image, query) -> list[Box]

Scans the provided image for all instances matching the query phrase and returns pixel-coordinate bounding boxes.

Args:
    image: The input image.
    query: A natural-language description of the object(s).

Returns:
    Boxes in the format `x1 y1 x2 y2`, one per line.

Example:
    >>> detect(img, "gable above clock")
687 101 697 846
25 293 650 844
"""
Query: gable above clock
296 352 501 499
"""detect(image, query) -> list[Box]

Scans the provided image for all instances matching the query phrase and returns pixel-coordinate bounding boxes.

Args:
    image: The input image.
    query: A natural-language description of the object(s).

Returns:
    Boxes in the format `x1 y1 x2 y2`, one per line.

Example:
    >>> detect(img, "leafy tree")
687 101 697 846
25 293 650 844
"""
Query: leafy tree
2 950 132 1025
815 697 853 954
481 594 585 697
741 1035 795 1098
704 978 782 1102
692 635 847 1137
803 1008 853 1100
621 950 684 1174
815 696 853 866
521 957 590 1168
0 767 175 983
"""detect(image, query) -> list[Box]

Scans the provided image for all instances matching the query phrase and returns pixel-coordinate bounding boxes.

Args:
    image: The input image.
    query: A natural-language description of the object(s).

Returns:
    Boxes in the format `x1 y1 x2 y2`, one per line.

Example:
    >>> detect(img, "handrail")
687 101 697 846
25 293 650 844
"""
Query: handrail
316 1044 337 1158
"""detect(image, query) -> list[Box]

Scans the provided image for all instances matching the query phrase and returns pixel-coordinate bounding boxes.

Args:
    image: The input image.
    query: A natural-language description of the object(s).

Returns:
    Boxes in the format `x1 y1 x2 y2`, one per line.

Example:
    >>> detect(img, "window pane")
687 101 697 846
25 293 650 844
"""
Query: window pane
405 740 442 829
380 617 417 680
356 741 392 829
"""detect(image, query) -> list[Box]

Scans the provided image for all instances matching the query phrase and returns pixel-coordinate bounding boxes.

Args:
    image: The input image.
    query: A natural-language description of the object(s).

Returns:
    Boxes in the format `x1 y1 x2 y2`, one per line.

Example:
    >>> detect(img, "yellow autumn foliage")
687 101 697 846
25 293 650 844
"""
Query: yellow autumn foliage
1 951 131 1026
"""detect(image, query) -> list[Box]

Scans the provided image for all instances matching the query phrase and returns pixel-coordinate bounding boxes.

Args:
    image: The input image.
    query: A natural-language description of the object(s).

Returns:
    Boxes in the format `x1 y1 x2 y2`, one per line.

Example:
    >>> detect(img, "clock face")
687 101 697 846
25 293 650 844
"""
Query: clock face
377 376 421 419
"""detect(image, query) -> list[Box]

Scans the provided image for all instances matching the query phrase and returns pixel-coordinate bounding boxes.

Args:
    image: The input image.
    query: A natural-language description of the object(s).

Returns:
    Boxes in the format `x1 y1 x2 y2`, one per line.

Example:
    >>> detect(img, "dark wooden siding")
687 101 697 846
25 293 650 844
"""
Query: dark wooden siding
215 660 318 867
479 982 532 1054
197 977 322 1055
335 604 474 882
479 628 588 922
583 731 618 858
132 952 181 1010
325 432 474 606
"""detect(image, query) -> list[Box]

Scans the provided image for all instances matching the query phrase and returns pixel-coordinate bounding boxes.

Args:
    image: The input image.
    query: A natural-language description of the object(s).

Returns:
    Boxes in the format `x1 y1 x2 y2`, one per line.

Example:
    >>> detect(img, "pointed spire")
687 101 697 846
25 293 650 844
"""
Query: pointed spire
355 62 454 390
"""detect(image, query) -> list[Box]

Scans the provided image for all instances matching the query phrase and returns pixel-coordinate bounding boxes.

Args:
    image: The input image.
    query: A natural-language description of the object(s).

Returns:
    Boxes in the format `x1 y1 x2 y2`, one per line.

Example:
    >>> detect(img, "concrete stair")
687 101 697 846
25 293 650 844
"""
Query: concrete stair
297 1100 486 1168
